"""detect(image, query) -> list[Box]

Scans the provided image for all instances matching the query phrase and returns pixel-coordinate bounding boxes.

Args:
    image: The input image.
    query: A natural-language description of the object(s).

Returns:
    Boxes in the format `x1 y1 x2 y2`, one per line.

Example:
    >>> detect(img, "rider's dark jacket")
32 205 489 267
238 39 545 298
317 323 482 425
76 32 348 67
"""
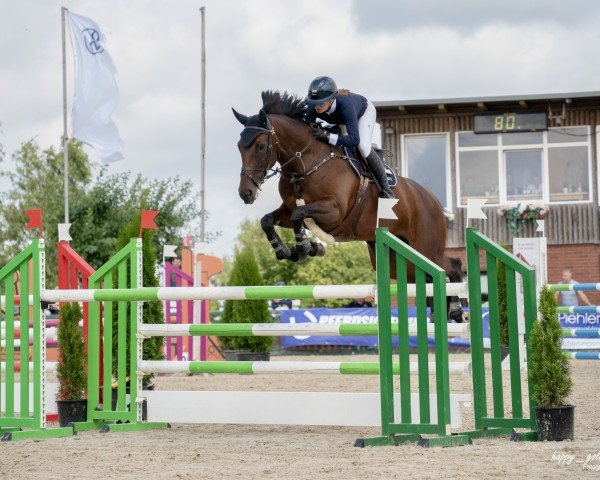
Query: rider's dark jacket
305 93 368 149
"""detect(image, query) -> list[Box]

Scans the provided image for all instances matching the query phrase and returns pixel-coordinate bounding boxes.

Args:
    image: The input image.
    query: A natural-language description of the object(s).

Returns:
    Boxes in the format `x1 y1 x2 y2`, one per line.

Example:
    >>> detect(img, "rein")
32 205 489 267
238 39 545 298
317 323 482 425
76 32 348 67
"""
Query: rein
240 122 350 189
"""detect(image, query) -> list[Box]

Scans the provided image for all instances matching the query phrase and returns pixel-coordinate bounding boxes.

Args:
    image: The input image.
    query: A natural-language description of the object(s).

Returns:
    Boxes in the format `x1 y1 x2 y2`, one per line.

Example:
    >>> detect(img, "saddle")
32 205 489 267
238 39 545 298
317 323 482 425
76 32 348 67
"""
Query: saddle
322 145 397 242
299 124 398 243
322 122 397 186
342 146 398 187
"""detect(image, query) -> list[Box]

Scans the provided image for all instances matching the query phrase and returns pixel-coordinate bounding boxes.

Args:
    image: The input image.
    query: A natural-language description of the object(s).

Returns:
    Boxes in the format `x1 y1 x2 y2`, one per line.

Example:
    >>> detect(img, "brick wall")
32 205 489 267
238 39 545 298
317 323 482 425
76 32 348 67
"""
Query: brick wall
445 244 600 305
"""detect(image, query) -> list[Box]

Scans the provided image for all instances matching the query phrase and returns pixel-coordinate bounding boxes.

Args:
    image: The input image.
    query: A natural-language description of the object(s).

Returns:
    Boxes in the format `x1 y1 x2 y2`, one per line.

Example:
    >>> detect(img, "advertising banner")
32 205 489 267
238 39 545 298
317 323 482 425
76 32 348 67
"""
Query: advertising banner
279 307 478 349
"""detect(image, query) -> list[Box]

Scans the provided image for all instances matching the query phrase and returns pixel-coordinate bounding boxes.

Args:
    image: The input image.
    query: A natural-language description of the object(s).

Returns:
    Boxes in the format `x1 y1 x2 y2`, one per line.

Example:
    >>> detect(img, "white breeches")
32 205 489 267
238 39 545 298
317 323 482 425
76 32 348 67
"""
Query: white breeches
358 101 377 157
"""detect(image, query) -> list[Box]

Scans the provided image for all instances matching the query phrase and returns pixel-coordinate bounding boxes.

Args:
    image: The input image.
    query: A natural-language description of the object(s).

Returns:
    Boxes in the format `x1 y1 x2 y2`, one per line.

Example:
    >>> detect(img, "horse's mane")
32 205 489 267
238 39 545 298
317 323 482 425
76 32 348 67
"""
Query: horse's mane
261 90 307 121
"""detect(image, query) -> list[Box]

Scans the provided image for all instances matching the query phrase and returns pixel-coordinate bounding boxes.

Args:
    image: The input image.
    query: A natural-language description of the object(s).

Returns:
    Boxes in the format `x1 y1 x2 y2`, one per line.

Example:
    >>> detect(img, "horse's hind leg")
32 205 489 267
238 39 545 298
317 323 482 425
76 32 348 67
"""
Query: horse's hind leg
445 256 465 323
260 205 293 261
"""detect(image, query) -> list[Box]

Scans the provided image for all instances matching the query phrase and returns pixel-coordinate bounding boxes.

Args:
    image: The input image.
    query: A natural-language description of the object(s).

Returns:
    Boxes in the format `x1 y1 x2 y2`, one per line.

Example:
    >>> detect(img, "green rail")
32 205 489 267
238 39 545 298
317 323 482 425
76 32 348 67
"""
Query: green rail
465 227 537 438
0 240 72 441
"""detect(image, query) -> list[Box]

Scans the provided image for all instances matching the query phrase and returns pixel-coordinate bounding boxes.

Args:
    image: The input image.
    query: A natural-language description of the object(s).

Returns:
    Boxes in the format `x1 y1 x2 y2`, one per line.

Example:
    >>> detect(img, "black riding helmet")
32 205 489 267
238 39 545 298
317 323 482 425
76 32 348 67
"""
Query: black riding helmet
304 76 337 107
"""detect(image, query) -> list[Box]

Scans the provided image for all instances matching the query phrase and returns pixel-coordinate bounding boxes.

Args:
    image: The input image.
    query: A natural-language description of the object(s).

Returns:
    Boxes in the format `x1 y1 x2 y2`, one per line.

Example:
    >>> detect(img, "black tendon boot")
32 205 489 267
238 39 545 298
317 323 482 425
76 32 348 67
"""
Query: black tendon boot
365 149 395 198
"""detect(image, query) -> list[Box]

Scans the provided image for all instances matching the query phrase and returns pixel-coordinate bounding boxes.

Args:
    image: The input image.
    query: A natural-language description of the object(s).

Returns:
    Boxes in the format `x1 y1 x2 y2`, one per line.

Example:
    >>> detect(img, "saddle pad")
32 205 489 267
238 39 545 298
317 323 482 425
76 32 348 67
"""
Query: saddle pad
342 147 397 187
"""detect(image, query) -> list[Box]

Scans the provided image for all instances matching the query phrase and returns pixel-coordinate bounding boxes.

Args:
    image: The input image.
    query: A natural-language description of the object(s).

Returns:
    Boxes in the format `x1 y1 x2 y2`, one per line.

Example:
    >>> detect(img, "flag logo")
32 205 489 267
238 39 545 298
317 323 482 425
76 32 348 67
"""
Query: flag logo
82 28 104 54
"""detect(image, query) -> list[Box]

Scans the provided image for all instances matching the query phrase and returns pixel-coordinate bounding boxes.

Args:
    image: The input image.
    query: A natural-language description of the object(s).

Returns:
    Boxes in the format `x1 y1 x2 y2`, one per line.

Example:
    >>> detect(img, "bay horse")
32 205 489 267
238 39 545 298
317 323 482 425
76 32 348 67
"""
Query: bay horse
233 91 463 321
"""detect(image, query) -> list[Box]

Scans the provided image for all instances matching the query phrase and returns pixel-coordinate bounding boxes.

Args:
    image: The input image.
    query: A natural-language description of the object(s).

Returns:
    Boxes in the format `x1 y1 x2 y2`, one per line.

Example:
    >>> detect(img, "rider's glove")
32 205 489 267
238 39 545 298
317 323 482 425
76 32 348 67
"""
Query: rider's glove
311 125 330 143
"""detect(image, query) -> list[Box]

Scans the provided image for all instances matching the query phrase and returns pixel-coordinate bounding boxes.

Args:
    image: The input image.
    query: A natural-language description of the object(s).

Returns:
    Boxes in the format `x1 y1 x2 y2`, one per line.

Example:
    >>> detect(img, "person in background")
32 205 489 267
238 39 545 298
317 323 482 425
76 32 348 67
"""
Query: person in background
345 296 374 308
304 75 395 199
271 281 293 310
169 257 182 287
555 269 593 307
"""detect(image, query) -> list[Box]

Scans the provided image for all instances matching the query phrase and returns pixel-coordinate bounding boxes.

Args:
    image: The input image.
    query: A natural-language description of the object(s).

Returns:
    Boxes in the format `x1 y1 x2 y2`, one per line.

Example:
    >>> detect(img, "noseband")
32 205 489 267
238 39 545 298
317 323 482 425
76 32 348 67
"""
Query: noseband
239 125 280 190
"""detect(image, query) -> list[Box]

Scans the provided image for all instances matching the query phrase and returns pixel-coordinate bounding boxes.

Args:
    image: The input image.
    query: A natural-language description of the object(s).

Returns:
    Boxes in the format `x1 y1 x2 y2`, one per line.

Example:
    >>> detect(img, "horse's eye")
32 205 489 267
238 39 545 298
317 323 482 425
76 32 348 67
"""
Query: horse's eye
257 142 267 152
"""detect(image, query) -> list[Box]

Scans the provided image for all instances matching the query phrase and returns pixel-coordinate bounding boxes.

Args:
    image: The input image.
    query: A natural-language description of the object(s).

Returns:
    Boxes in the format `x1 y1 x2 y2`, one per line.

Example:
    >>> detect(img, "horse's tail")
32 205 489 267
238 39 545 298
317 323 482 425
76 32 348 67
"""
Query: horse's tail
434 197 455 226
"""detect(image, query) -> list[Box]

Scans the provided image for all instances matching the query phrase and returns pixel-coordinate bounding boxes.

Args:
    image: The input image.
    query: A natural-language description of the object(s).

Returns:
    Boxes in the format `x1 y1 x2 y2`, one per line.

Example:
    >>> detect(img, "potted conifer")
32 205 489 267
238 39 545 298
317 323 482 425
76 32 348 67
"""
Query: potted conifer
528 285 574 441
56 302 87 427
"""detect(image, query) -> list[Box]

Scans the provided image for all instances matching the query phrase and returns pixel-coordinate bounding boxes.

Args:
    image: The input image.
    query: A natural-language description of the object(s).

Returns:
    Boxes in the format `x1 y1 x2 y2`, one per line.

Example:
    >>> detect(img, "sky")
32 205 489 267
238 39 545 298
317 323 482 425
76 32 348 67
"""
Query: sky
2 0 600 259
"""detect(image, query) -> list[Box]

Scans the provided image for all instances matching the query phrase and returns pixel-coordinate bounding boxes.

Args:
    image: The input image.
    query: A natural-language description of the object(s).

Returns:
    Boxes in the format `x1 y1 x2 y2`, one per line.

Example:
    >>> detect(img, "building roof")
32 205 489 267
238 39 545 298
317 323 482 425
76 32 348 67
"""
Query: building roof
374 90 600 115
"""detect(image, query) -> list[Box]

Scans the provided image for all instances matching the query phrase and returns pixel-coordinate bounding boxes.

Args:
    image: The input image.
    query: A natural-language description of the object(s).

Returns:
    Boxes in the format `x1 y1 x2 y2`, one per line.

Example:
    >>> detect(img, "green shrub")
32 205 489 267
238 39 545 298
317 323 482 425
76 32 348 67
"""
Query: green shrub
219 247 273 353
56 303 87 400
497 255 509 347
528 285 572 408
219 299 237 351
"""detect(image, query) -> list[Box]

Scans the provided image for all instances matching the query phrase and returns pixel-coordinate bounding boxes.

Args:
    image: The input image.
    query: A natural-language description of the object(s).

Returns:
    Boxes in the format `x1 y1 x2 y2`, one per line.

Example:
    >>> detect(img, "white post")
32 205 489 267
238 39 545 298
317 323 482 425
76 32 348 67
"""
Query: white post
510 236 547 370
61 7 70 223
193 258 202 360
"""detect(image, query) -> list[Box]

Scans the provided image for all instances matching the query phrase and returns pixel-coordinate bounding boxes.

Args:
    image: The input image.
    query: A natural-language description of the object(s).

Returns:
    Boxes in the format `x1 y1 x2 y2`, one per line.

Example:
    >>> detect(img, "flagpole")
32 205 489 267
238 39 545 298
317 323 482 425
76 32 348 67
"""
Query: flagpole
61 6 70 223
199 6 206 244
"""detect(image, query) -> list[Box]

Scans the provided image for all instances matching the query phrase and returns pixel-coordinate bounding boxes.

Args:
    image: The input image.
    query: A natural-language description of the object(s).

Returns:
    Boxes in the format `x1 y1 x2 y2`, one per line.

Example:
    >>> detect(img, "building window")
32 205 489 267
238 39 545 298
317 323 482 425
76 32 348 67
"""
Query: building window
457 126 591 206
404 134 449 207
459 151 499 202
505 150 543 201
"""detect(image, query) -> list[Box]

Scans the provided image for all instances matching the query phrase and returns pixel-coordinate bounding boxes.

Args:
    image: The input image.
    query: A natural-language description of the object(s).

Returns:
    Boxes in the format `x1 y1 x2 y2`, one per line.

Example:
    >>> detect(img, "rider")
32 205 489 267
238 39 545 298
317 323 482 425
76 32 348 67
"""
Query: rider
304 76 395 199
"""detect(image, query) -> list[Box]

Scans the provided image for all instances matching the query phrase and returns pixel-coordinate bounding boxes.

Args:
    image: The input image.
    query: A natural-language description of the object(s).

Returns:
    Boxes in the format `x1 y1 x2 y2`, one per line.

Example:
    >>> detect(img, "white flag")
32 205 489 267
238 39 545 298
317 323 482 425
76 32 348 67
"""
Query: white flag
67 11 124 164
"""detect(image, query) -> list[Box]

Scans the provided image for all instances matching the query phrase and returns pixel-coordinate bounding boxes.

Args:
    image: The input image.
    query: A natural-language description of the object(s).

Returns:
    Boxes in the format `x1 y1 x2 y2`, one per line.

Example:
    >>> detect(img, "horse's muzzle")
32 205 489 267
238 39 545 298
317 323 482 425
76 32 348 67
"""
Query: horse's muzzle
239 188 257 204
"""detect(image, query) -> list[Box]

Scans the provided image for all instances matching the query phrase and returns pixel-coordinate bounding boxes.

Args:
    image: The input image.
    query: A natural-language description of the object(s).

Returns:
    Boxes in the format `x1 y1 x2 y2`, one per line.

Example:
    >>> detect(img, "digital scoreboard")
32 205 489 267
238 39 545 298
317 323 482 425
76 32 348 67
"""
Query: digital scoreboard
473 112 547 134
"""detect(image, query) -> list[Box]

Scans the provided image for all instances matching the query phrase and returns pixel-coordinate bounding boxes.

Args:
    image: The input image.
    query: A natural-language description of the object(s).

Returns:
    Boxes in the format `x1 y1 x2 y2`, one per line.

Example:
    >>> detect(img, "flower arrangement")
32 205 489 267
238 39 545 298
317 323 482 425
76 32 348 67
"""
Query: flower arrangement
497 201 549 235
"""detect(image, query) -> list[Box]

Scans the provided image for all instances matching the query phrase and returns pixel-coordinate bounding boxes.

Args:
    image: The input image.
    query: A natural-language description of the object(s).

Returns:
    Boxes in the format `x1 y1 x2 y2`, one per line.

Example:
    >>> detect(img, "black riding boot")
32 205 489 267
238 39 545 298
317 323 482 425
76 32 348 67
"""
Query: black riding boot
365 149 395 198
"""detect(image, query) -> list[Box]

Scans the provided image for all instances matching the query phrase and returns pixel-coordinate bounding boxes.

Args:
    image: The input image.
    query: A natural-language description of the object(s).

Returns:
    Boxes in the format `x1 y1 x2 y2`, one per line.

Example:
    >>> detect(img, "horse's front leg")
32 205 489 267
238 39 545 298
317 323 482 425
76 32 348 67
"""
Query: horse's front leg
260 204 293 261
291 198 339 262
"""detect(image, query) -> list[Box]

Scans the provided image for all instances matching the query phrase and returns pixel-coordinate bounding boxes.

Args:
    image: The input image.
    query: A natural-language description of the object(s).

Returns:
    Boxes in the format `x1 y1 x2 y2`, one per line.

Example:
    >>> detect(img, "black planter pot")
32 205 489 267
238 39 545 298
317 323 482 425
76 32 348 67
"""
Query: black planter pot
56 399 87 427
223 350 241 361
535 405 575 441
223 350 270 361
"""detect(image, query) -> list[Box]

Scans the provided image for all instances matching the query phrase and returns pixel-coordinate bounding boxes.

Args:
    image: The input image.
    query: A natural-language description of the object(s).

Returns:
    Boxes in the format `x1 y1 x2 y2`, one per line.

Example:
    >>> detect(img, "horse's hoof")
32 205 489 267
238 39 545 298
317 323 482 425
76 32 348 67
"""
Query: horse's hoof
288 249 301 263
297 240 311 255
308 242 326 257
448 309 465 323
275 246 291 260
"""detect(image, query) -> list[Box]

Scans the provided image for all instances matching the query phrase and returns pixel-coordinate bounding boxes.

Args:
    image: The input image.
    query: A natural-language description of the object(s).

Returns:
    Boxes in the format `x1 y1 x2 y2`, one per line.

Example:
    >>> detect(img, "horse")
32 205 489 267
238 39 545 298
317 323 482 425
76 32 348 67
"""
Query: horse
233 91 463 322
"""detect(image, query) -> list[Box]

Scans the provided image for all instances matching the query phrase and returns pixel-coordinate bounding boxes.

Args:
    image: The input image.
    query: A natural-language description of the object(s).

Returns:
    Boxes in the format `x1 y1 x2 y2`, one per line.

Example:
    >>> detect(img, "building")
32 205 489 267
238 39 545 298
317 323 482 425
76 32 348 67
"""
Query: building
375 91 599 303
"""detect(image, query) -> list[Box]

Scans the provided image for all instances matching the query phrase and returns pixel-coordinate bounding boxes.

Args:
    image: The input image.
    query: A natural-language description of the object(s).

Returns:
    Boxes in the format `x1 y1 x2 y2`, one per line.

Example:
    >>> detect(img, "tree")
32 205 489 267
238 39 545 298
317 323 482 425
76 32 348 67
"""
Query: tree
69 169 200 270
0 140 91 282
56 302 87 400
216 219 376 307
216 219 298 287
528 285 572 408
111 213 164 386
0 138 209 285
295 242 376 308
219 247 272 353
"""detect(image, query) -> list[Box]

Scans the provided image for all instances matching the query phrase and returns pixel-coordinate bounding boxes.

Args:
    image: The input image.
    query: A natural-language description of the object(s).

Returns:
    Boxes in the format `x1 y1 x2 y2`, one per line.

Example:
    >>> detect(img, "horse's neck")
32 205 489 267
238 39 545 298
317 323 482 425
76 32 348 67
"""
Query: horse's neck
274 118 336 169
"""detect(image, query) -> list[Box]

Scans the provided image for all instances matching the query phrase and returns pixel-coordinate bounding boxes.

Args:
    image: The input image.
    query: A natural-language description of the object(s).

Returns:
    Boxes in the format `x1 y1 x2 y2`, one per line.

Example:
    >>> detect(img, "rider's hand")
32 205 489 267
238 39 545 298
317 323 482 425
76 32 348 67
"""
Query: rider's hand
311 125 330 143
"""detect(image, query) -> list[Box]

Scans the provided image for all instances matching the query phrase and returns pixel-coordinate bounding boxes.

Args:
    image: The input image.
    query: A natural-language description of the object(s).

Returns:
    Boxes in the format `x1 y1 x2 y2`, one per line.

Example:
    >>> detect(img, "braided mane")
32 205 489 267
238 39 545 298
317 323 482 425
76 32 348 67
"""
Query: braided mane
261 90 307 121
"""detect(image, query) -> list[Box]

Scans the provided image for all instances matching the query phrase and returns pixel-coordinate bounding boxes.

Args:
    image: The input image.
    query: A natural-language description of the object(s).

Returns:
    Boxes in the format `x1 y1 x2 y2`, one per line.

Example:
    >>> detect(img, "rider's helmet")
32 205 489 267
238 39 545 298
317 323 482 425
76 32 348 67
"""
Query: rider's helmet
304 76 337 107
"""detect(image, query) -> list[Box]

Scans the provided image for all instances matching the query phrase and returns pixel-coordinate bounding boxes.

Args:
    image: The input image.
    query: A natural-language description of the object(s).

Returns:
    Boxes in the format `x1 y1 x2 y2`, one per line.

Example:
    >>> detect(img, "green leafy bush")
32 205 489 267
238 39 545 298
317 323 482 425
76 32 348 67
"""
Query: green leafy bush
528 285 572 408
56 303 87 400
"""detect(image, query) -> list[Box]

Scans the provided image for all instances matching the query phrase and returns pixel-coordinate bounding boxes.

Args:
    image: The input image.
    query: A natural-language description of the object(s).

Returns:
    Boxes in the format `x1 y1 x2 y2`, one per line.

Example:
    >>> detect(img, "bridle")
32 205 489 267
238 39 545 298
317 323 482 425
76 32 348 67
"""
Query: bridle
239 125 279 190
240 119 346 190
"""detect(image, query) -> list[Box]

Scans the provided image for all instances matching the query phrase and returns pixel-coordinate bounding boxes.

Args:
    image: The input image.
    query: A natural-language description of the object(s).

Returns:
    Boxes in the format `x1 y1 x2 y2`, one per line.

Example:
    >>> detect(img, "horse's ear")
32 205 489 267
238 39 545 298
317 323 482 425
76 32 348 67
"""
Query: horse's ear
232 108 248 125
259 109 271 129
